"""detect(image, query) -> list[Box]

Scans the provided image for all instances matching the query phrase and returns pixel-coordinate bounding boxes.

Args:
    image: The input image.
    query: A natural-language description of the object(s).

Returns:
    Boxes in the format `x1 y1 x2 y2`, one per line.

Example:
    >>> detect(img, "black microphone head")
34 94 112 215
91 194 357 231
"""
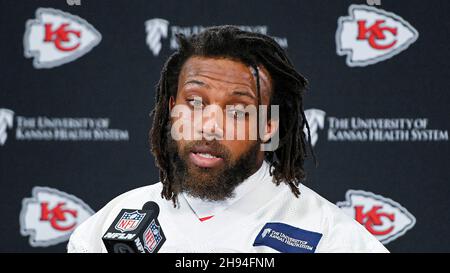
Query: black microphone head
142 201 159 218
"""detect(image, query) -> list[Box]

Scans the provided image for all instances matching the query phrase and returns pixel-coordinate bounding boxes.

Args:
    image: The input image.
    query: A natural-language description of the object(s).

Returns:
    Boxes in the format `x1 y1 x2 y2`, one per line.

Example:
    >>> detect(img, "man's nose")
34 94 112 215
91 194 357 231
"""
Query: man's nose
194 104 224 141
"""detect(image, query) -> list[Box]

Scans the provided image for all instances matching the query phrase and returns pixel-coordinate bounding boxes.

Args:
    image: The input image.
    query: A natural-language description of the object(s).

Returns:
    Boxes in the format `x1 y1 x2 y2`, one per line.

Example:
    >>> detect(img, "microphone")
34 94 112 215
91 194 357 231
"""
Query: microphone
142 201 159 217
102 201 166 253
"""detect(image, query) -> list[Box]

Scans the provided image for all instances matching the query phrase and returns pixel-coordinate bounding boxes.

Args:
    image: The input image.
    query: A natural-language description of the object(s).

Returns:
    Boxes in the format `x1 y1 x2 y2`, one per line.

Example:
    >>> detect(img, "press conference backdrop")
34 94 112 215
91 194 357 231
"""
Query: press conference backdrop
0 0 448 253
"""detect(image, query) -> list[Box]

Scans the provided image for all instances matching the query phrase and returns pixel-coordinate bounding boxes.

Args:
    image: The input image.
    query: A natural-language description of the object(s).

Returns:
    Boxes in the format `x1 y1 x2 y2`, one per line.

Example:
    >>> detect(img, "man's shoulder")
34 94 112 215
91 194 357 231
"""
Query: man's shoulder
286 184 389 253
67 182 164 253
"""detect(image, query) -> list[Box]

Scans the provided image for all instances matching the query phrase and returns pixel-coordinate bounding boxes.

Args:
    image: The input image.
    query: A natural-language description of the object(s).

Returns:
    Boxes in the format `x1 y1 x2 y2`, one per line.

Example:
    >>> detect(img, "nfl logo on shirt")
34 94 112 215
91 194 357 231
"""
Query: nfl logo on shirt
115 211 146 233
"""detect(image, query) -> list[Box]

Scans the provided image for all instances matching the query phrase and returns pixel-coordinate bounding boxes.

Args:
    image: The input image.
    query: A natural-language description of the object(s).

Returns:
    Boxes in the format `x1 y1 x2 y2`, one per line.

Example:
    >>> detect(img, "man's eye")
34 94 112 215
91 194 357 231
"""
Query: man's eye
227 109 247 120
187 98 203 108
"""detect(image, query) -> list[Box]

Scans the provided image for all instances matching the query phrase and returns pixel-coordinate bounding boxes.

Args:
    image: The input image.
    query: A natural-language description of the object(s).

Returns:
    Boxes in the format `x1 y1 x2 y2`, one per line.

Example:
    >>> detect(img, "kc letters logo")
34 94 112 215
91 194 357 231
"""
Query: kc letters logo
20 187 94 247
336 5 418 66
24 8 102 68
337 190 416 244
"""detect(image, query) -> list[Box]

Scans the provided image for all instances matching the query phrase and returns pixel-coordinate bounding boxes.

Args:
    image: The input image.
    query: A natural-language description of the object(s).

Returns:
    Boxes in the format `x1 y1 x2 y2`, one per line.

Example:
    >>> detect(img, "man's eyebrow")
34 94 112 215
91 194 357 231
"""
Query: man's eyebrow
231 90 256 100
184 79 257 100
184 79 209 88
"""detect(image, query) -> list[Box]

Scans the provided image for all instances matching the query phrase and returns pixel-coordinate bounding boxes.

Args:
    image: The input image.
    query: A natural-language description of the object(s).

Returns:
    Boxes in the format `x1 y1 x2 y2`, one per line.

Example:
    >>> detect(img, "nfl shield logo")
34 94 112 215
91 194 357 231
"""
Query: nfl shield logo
143 219 162 253
115 211 146 232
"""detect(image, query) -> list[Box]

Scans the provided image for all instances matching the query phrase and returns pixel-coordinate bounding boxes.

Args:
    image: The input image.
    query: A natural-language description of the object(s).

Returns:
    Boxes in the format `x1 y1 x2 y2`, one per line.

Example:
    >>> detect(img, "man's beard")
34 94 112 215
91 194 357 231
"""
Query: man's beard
165 129 261 202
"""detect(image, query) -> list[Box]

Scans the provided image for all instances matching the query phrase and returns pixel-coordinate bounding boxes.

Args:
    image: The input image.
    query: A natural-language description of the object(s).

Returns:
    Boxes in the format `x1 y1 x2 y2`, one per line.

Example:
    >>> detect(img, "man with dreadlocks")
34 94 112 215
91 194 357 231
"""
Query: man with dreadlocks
68 26 388 253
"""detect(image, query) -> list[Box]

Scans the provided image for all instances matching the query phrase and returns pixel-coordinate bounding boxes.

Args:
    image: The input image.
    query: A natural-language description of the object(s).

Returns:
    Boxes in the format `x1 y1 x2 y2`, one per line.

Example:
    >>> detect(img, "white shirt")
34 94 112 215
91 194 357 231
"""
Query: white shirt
67 161 389 253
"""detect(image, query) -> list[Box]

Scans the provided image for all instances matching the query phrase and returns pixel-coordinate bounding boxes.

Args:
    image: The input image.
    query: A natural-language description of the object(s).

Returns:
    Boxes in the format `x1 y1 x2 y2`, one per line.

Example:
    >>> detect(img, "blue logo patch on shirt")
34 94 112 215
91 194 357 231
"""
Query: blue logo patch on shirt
253 222 323 253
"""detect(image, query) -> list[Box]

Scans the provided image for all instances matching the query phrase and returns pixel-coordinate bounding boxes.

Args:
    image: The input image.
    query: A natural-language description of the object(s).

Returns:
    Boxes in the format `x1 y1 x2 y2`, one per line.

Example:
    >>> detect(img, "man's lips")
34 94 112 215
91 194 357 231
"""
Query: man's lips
189 152 224 168
188 145 224 168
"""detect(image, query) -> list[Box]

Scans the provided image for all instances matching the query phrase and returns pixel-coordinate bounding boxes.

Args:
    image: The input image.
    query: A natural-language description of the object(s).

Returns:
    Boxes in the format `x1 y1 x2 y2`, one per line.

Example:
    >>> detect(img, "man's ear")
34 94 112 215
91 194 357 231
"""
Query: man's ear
261 118 279 143
169 96 176 111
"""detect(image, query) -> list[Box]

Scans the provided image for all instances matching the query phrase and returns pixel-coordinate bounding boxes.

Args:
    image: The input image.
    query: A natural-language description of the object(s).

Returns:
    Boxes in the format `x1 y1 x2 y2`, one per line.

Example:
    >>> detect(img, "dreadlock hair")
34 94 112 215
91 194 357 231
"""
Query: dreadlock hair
149 25 315 206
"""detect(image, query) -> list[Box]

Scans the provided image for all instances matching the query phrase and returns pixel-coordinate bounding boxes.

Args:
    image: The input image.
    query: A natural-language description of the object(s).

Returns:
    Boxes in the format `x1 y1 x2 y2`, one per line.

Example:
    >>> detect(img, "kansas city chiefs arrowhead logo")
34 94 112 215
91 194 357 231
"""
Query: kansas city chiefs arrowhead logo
20 186 94 247
337 190 416 244
24 8 102 69
336 5 419 67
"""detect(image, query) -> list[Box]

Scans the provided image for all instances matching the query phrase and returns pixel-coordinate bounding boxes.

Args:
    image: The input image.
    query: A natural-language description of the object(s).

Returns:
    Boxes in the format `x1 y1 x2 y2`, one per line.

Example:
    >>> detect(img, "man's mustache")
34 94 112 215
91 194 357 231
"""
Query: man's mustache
182 140 231 161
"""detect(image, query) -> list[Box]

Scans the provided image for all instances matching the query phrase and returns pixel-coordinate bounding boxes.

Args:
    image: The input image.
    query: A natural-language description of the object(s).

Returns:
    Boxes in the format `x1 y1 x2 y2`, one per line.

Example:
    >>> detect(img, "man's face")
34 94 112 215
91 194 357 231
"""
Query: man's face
166 56 273 201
